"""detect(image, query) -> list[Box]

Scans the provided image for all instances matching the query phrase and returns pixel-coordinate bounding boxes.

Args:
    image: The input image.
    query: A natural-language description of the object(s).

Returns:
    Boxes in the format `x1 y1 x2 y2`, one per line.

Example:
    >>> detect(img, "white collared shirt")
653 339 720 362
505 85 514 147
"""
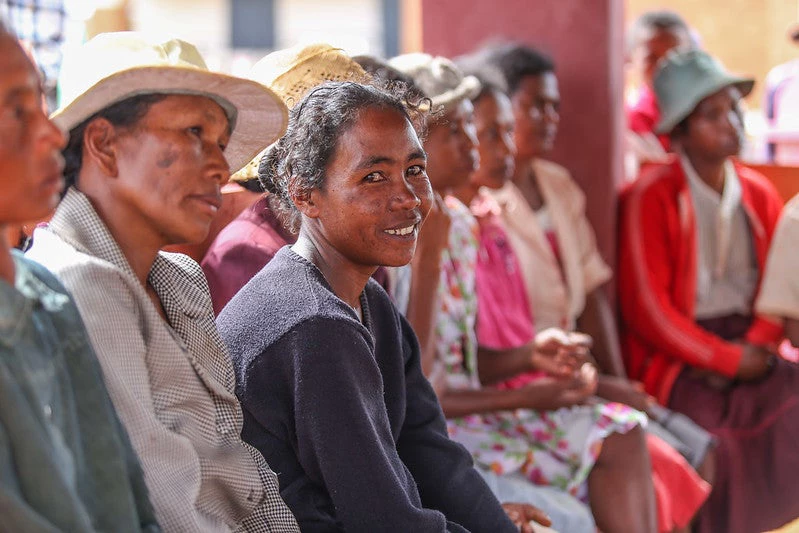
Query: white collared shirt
680 154 759 319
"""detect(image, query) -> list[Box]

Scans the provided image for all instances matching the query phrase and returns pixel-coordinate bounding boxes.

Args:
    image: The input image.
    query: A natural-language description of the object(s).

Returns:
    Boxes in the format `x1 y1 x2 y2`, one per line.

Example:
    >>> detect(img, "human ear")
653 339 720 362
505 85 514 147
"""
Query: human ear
83 118 120 177
292 186 321 219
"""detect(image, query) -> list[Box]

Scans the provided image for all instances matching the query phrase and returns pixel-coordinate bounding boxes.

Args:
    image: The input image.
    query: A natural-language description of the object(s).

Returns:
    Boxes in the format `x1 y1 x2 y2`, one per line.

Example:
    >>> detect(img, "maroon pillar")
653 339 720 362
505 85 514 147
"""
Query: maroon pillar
420 0 625 280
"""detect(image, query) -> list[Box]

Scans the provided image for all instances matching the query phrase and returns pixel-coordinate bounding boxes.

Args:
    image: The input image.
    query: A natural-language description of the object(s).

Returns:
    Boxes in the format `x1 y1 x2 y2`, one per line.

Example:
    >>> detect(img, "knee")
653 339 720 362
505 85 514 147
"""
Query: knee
599 425 649 466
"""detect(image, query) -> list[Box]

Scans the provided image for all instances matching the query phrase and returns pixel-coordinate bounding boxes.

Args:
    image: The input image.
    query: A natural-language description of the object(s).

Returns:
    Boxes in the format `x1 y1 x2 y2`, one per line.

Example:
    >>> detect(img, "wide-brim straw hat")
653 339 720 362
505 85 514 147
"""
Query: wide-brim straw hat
388 52 480 113
654 49 754 135
52 32 287 173
231 43 369 183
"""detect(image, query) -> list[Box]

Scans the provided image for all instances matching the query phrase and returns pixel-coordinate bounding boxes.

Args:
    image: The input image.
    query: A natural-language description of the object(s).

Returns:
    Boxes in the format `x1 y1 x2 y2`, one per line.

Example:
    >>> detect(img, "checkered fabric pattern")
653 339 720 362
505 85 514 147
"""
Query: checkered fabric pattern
2 0 66 109
26 188 299 532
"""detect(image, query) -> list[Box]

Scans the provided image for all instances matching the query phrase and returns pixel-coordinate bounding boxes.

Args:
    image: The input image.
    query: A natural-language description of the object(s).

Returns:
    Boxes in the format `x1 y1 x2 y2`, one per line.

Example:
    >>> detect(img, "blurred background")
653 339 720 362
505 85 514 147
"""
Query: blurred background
5 0 799 278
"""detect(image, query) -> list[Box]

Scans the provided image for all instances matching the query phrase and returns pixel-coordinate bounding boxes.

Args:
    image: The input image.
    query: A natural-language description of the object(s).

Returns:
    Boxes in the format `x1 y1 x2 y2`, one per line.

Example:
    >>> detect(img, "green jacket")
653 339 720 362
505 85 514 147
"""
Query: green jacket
0 251 159 532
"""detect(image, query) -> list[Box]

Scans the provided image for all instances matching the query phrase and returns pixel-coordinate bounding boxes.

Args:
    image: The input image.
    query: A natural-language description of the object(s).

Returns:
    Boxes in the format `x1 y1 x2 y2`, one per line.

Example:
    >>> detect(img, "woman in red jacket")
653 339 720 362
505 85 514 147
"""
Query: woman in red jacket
618 49 799 533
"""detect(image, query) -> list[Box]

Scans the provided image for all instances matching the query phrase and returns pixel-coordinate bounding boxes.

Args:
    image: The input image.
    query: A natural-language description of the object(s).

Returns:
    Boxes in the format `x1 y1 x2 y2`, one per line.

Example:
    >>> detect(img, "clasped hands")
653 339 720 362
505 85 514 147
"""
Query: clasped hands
529 328 598 407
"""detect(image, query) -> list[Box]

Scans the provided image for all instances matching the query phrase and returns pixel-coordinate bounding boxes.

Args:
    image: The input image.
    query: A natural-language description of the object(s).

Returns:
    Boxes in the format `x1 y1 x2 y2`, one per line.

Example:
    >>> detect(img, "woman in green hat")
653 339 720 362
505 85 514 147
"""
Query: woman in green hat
618 49 799 533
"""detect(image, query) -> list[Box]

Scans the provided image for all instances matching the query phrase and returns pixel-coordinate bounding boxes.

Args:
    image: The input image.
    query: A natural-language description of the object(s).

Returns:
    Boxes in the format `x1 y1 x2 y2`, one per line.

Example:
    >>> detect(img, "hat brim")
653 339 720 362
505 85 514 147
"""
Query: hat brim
431 75 482 112
51 66 287 173
654 75 754 135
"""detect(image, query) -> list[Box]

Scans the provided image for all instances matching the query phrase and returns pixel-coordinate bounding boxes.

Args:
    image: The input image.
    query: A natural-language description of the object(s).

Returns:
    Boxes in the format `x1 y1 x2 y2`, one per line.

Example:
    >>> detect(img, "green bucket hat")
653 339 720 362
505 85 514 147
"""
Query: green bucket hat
653 49 754 135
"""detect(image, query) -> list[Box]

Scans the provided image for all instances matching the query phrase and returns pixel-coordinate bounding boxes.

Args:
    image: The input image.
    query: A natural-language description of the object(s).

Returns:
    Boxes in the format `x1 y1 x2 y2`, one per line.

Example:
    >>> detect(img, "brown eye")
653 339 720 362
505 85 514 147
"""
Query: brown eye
407 165 425 177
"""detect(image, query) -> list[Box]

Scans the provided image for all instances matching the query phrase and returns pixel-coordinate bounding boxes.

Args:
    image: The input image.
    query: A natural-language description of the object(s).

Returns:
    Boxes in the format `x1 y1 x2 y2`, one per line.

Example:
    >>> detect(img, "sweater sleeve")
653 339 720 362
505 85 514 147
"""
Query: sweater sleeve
246 316 452 533
618 183 743 377
394 315 518 533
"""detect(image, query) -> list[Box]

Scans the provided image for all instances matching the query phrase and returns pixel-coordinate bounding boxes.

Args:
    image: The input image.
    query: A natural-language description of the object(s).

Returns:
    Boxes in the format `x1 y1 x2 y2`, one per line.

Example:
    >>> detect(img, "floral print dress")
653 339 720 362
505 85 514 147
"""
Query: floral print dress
436 195 645 501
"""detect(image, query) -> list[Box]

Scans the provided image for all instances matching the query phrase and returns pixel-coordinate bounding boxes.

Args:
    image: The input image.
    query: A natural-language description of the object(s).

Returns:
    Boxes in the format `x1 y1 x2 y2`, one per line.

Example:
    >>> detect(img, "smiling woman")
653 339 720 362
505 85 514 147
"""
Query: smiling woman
217 81 536 532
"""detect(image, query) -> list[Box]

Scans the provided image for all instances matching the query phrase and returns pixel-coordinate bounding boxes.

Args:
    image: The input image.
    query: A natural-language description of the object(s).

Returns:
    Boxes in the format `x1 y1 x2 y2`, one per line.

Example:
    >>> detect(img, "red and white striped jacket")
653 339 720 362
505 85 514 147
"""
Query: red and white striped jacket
617 159 784 404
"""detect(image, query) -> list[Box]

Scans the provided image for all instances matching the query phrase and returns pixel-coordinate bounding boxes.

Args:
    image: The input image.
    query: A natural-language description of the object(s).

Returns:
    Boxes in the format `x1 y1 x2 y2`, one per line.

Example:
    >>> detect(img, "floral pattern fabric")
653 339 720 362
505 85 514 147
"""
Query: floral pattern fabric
435 196 481 391
447 404 644 501
435 195 645 501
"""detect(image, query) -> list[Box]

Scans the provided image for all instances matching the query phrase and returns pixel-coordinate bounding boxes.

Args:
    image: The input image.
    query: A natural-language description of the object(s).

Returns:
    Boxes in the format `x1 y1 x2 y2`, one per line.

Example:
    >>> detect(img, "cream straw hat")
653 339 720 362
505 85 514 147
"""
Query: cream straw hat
388 53 480 113
52 32 287 173
231 43 369 183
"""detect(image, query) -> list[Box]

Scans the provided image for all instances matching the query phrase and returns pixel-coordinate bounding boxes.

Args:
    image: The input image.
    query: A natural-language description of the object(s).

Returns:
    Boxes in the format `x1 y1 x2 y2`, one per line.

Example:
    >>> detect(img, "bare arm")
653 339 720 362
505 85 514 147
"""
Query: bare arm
577 287 627 378
407 193 450 376
439 365 598 419
476 343 535 386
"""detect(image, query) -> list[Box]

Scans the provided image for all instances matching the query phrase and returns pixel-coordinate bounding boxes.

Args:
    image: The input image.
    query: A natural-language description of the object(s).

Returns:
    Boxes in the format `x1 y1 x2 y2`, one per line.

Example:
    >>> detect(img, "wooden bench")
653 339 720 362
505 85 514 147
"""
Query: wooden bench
747 163 799 203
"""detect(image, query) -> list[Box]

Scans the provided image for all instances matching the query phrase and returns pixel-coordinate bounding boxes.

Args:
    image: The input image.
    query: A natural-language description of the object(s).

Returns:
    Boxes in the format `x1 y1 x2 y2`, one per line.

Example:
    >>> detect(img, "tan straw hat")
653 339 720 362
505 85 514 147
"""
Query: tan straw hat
249 43 368 110
52 32 287 173
388 53 480 113
231 43 369 183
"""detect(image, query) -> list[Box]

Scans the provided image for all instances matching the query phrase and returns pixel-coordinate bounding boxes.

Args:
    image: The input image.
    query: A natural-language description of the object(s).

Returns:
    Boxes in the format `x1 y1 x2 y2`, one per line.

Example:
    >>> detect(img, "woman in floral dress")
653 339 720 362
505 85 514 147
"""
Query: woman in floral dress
391 53 657 533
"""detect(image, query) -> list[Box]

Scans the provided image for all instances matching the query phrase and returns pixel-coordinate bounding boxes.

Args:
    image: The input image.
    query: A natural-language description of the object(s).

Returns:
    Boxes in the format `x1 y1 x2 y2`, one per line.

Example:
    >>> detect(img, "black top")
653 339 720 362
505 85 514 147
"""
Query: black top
217 247 515 532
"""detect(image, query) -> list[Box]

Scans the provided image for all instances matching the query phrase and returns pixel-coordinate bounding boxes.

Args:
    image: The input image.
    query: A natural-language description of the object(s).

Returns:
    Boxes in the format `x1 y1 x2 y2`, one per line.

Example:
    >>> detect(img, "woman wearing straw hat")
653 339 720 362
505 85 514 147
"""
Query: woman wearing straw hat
25 32 299 532
618 49 799 533
0 21 159 532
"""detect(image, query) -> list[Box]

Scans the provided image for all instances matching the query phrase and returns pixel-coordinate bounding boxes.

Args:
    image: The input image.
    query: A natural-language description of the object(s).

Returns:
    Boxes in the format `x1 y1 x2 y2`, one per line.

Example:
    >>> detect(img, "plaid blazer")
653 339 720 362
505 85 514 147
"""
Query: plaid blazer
27 188 299 533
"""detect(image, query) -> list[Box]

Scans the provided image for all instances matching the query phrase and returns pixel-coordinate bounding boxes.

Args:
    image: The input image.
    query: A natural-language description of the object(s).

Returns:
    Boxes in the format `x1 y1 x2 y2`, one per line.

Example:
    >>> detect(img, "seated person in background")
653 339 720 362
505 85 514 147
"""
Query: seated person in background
756 192 799 348
625 9 693 151
0 21 158 532
763 24 799 164
456 54 709 533
482 43 660 409
26 32 300 532
202 44 368 314
618 49 799 533
391 52 658 533
217 81 549 533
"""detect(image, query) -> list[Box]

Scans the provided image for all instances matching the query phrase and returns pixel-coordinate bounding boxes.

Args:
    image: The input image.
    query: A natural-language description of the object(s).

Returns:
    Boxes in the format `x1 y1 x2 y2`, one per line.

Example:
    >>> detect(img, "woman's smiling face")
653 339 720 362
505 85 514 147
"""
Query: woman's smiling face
303 105 432 269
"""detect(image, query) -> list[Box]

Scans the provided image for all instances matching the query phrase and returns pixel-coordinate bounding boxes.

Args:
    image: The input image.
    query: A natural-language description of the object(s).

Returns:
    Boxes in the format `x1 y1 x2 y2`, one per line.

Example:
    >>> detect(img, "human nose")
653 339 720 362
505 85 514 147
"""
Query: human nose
205 141 231 184
391 176 423 211
462 122 479 149
501 129 516 158
543 103 559 124
725 108 743 132
39 110 66 150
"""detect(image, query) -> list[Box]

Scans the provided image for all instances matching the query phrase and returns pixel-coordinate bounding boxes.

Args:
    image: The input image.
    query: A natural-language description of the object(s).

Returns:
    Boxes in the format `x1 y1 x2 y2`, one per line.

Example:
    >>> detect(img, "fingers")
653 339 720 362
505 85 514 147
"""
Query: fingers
525 507 553 527
534 328 572 352
501 503 552 532
567 331 593 348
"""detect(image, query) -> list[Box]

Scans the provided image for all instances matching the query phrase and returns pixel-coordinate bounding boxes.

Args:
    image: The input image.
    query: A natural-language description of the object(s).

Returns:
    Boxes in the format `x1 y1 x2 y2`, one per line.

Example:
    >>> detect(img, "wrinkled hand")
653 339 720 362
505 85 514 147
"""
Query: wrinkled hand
532 328 591 378
525 363 599 410
501 502 552 533
736 343 775 382
563 362 598 404
596 375 655 412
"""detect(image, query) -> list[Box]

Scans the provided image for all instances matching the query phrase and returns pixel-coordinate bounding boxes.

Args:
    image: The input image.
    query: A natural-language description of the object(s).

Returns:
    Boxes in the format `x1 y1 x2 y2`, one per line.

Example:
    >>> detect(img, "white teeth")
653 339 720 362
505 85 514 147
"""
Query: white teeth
385 225 416 236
